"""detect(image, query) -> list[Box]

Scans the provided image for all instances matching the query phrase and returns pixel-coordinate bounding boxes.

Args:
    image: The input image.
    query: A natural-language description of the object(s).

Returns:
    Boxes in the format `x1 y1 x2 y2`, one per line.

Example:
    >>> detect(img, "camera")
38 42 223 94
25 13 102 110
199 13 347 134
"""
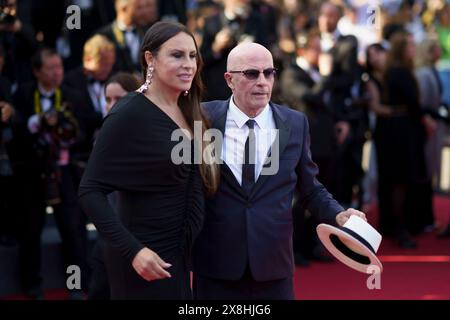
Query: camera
0 1 16 26
36 106 79 205
40 107 79 145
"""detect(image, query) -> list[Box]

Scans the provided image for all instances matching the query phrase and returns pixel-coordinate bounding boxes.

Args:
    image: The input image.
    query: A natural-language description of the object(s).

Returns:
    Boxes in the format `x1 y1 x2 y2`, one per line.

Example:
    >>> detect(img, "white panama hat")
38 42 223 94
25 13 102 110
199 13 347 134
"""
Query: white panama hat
316 215 383 274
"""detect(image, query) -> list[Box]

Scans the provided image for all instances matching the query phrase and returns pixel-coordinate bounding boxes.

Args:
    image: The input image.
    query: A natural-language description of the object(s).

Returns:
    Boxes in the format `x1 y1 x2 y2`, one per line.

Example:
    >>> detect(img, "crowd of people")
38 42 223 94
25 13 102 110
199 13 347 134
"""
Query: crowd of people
0 0 449 300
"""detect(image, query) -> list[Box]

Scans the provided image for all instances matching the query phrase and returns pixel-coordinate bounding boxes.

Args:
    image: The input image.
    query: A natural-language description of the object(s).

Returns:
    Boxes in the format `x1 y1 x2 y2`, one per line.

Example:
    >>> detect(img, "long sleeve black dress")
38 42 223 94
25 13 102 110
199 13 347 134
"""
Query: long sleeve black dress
78 92 205 299
374 66 427 236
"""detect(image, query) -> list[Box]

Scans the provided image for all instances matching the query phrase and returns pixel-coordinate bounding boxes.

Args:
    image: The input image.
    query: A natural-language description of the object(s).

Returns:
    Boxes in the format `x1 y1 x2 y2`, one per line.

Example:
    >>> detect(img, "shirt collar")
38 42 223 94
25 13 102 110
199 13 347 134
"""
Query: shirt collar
38 84 55 97
228 96 272 130
296 56 311 71
116 20 136 33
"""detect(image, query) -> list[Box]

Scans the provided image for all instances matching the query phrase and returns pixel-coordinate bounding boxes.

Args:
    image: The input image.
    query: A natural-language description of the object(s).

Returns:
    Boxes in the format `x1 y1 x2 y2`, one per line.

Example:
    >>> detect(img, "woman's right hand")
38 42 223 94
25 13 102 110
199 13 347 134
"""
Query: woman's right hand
132 248 172 281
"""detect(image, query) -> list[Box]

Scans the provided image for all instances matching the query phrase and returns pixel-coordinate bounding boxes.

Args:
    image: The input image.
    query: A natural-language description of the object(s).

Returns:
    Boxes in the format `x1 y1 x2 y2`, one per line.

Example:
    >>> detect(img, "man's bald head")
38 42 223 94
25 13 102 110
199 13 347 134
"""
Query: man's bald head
226 43 273 71
224 42 275 118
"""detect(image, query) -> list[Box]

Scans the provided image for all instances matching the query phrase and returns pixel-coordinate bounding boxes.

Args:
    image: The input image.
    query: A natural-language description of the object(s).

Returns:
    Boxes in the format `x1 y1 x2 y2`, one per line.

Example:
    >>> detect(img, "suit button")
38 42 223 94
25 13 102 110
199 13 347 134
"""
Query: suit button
246 202 252 208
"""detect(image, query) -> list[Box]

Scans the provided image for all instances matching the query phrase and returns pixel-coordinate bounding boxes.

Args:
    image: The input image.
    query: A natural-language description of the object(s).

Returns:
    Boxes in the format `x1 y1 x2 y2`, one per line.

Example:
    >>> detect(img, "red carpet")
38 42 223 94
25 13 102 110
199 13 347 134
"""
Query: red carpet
4 196 450 300
294 195 450 300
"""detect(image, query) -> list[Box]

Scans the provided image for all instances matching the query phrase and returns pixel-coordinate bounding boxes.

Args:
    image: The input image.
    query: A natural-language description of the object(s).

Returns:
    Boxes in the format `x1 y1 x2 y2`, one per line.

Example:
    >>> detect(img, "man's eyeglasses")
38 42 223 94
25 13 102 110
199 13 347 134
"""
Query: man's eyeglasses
228 68 277 80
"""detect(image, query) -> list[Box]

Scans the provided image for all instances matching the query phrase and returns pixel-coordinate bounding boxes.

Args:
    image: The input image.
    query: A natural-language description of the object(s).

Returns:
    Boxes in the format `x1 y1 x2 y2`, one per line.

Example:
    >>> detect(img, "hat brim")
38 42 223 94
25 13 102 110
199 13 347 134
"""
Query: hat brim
317 224 383 274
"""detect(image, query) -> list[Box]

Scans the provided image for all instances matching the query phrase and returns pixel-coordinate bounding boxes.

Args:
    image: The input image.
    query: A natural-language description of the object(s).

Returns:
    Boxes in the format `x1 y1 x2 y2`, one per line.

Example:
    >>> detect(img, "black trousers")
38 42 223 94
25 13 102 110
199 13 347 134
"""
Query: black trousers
193 265 295 300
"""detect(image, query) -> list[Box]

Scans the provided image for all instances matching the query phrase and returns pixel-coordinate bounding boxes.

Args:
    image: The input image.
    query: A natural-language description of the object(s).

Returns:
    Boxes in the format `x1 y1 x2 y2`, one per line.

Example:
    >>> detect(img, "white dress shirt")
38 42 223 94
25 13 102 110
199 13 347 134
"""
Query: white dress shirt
117 21 140 66
38 85 56 112
296 56 321 84
221 97 277 185
87 80 107 117
27 85 56 133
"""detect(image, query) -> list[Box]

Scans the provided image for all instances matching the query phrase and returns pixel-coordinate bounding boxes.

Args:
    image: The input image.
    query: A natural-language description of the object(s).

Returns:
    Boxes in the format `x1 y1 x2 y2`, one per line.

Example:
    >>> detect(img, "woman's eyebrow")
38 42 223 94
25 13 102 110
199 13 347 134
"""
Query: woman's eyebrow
168 48 197 54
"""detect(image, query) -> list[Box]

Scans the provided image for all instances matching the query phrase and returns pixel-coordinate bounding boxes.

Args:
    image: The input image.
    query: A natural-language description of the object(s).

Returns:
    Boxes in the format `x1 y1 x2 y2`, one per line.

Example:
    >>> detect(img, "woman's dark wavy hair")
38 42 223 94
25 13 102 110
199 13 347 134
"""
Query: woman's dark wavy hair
365 43 386 76
139 21 219 195
105 72 140 92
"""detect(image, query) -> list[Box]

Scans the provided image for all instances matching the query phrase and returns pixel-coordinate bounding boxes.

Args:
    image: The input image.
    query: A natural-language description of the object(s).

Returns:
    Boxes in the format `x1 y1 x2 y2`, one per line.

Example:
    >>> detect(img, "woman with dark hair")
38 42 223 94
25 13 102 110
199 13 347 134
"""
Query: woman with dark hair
365 43 390 118
360 43 389 214
79 21 219 299
375 30 427 248
104 72 140 113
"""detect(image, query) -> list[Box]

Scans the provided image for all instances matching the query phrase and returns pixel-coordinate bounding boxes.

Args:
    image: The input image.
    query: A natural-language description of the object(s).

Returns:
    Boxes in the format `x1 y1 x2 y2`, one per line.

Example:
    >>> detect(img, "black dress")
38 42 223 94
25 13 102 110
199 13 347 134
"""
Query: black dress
79 92 205 299
375 66 426 184
374 67 427 235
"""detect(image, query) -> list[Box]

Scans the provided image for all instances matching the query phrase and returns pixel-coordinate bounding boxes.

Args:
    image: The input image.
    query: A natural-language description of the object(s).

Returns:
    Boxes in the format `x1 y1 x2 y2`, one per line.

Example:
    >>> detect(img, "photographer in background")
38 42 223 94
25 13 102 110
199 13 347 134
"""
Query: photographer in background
0 45 18 246
0 0 38 88
13 48 88 299
199 0 269 100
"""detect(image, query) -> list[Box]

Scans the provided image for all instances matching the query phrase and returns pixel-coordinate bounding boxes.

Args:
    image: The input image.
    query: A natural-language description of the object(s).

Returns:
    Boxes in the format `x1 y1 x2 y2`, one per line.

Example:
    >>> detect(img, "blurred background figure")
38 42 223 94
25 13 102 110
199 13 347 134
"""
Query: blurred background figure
374 30 427 248
318 1 342 53
0 43 17 247
361 43 390 215
104 72 140 113
96 0 142 74
435 3 450 108
415 38 445 233
0 0 38 89
158 0 187 24
64 34 116 171
199 0 271 100
134 0 159 32
280 28 335 266
337 0 380 63
13 48 88 299
278 0 314 58
61 0 116 70
316 2 369 209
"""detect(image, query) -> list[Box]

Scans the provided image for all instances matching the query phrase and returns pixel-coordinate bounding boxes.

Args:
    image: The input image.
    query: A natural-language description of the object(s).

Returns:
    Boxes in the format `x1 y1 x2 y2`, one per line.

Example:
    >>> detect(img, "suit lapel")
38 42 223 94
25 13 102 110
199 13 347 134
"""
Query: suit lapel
250 103 291 197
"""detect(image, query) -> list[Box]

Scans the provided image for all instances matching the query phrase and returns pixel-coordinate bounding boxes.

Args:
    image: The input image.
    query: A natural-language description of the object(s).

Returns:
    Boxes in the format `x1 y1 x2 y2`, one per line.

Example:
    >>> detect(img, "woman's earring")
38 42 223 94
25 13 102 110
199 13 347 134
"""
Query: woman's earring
183 90 189 96
137 65 154 93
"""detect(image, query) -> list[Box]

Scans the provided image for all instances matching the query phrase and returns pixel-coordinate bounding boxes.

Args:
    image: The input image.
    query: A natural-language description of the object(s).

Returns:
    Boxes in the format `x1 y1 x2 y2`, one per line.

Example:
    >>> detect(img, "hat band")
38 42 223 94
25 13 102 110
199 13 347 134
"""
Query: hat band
341 227 376 254
330 234 371 265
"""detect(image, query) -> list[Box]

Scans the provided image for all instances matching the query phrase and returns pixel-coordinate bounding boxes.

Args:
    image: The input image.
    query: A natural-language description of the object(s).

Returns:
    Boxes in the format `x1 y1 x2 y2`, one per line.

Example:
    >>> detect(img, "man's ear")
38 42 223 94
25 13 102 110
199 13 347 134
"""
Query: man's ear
224 72 233 90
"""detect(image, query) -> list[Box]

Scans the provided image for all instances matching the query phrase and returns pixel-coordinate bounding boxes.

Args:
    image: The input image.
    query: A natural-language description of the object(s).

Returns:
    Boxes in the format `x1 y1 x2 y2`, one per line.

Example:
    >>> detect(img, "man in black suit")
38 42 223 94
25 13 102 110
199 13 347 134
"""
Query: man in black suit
13 48 88 299
193 42 366 300
96 0 142 74
64 34 116 167
316 1 368 207
0 0 38 87
280 29 336 266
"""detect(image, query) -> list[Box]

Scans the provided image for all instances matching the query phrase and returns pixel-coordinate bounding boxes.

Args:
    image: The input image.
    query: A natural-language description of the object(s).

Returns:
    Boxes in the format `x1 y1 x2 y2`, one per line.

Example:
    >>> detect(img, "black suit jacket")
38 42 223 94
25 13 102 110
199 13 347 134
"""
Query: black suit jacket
64 67 104 161
280 62 335 159
193 100 343 282
96 21 142 74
